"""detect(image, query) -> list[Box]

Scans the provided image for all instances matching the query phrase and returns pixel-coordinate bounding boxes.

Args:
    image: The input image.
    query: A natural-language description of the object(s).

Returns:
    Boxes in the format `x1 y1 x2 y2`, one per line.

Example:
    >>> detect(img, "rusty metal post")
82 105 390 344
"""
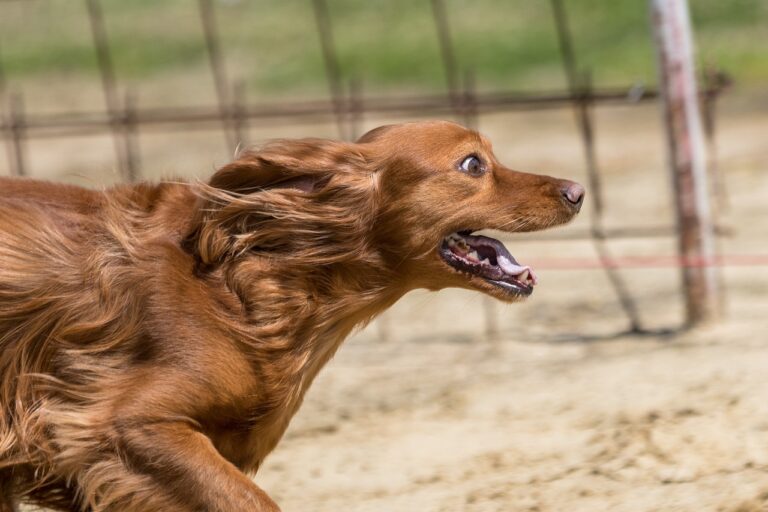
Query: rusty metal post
700 69 728 317
7 93 27 177
198 0 237 154
123 89 141 181
311 0 348 140
430 0 461 120
85 0 134 181
551 0 642 332
0 43 20 177
461 69 478 130
649 0 718 325
0 44 5 101
232 80 249 151
700 68 729 213
347 77 363 141
576 73 643 331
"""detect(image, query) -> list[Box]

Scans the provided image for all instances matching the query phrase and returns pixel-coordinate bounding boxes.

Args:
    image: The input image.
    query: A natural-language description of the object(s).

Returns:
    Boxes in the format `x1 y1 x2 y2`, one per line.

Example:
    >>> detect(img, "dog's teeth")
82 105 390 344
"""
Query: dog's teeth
481 257 490 265
519 269 529 282
447 238 456 247
468 251 479 261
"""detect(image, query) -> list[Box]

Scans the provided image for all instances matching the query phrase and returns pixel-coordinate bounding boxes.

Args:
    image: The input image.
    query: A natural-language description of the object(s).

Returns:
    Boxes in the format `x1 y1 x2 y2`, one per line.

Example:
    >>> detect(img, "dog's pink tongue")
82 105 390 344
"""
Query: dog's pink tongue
498 254 538 286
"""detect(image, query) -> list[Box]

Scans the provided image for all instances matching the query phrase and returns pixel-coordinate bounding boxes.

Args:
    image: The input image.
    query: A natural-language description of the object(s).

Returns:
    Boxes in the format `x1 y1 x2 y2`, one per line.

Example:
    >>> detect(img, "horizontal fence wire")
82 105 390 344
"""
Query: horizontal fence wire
526 255 768 270
0 86 683 139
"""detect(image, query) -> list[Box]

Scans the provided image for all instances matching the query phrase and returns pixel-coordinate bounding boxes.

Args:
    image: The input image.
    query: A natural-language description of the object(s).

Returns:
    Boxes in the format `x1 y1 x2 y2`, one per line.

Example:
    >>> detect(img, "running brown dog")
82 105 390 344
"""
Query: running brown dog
0 121 583 511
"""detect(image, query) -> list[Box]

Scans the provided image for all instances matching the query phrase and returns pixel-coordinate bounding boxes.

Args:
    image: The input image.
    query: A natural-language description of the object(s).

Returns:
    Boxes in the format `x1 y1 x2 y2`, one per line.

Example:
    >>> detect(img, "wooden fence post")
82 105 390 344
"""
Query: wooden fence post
649 0 718 325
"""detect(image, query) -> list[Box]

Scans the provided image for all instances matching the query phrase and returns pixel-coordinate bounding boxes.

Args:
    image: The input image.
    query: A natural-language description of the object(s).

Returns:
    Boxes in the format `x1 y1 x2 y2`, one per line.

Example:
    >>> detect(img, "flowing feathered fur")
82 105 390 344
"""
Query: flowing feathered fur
0 121 582 511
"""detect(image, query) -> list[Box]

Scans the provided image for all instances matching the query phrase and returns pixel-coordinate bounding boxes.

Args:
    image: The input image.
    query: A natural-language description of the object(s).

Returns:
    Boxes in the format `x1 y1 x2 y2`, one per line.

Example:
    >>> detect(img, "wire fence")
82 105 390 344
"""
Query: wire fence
0 0 733 338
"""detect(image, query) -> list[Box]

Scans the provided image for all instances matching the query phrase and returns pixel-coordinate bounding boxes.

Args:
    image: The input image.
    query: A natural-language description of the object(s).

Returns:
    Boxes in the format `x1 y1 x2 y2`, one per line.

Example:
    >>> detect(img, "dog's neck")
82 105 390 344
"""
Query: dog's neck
171 175 416 462
213 255 405 464
224 255 404 362
213 250 408 426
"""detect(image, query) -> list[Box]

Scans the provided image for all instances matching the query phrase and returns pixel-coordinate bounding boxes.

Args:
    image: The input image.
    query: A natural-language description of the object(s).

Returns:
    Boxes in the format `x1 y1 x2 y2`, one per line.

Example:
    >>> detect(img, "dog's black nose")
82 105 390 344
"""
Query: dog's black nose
561 182 585 208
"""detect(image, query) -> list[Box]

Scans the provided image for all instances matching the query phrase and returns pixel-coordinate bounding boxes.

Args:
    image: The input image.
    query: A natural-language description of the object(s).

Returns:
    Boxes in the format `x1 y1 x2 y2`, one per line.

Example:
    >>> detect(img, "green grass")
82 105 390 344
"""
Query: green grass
0 0 766 97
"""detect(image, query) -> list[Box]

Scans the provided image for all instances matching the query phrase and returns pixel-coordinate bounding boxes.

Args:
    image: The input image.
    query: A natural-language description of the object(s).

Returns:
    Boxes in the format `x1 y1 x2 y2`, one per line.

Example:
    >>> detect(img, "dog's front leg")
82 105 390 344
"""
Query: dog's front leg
113 420 279 512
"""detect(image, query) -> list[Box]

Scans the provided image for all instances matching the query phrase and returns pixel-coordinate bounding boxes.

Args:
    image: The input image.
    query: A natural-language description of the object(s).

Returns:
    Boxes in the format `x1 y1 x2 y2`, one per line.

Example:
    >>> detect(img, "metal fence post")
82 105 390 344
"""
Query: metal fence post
347 77 363 141
232 80 249 151
649 0 718 325
551 0 642 332
0 44 21 177
6 93 27 177
85 0 135 181
430 0 460 116
311 0 348 140
198 0 237 154
123 88 141 180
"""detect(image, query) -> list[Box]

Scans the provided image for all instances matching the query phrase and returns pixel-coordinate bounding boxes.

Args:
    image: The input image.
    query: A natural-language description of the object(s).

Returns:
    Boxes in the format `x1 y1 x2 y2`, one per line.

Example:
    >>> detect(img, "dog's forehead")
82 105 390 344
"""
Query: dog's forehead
398 121 488 150
361 121 494 166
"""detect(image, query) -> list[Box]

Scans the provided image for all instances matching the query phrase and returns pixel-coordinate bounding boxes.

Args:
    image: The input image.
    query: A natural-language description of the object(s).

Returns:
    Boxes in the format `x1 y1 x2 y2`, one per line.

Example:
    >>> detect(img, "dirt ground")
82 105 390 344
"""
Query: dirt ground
4 92 768 511
256 100 768 512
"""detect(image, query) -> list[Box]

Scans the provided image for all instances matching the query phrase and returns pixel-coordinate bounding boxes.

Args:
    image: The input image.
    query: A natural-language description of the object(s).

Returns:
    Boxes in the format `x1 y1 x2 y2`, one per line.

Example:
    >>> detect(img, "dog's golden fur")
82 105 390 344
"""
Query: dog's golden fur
0 121 582 511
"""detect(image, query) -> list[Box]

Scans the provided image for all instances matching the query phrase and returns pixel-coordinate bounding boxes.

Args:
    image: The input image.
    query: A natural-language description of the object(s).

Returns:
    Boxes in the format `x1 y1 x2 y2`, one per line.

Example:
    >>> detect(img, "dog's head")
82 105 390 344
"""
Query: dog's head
187 121 583 303
358 121 583 301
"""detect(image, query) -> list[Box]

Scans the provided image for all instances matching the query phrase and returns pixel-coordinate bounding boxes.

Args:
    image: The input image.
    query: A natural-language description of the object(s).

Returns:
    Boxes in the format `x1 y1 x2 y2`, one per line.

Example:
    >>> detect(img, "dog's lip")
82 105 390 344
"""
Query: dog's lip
438 231 537 296
483 278 534 296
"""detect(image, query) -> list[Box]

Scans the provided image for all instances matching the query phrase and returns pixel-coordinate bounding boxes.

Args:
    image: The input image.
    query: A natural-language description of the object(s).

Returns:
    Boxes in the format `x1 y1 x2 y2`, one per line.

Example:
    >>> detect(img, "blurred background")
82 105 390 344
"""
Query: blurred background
2 1 767 511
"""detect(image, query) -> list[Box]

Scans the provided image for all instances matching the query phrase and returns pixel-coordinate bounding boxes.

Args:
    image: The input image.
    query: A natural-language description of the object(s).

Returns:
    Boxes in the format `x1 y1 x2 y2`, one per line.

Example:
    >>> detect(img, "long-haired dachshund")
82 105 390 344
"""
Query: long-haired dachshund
0 121 583 511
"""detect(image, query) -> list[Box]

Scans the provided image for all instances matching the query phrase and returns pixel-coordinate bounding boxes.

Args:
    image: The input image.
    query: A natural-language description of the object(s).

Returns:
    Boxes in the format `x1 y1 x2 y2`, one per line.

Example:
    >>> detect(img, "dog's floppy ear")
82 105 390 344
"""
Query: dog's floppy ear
185 138 372 269
209 155 322 196
356 124 394 144
208 139 352 196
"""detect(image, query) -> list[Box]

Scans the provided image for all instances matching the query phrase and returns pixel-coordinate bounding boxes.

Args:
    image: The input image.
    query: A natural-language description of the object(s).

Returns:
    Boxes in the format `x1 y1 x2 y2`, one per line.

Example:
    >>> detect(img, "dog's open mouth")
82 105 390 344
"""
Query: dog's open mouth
439 230 537 296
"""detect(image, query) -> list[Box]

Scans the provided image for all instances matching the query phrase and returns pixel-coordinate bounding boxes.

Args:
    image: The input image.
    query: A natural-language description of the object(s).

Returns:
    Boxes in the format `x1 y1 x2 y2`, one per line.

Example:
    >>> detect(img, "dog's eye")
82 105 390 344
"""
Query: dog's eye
459 155 486 176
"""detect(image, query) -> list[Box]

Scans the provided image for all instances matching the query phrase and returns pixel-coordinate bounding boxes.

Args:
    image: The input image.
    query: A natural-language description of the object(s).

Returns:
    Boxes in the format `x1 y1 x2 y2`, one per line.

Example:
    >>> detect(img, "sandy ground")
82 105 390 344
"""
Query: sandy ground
257 101 768 512
3 92 768 511
259 319 768 512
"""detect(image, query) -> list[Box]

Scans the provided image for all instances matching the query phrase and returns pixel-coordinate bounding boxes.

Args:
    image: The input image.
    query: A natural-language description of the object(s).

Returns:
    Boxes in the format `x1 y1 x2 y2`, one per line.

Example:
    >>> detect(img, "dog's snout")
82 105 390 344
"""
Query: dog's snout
561 182 585 208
